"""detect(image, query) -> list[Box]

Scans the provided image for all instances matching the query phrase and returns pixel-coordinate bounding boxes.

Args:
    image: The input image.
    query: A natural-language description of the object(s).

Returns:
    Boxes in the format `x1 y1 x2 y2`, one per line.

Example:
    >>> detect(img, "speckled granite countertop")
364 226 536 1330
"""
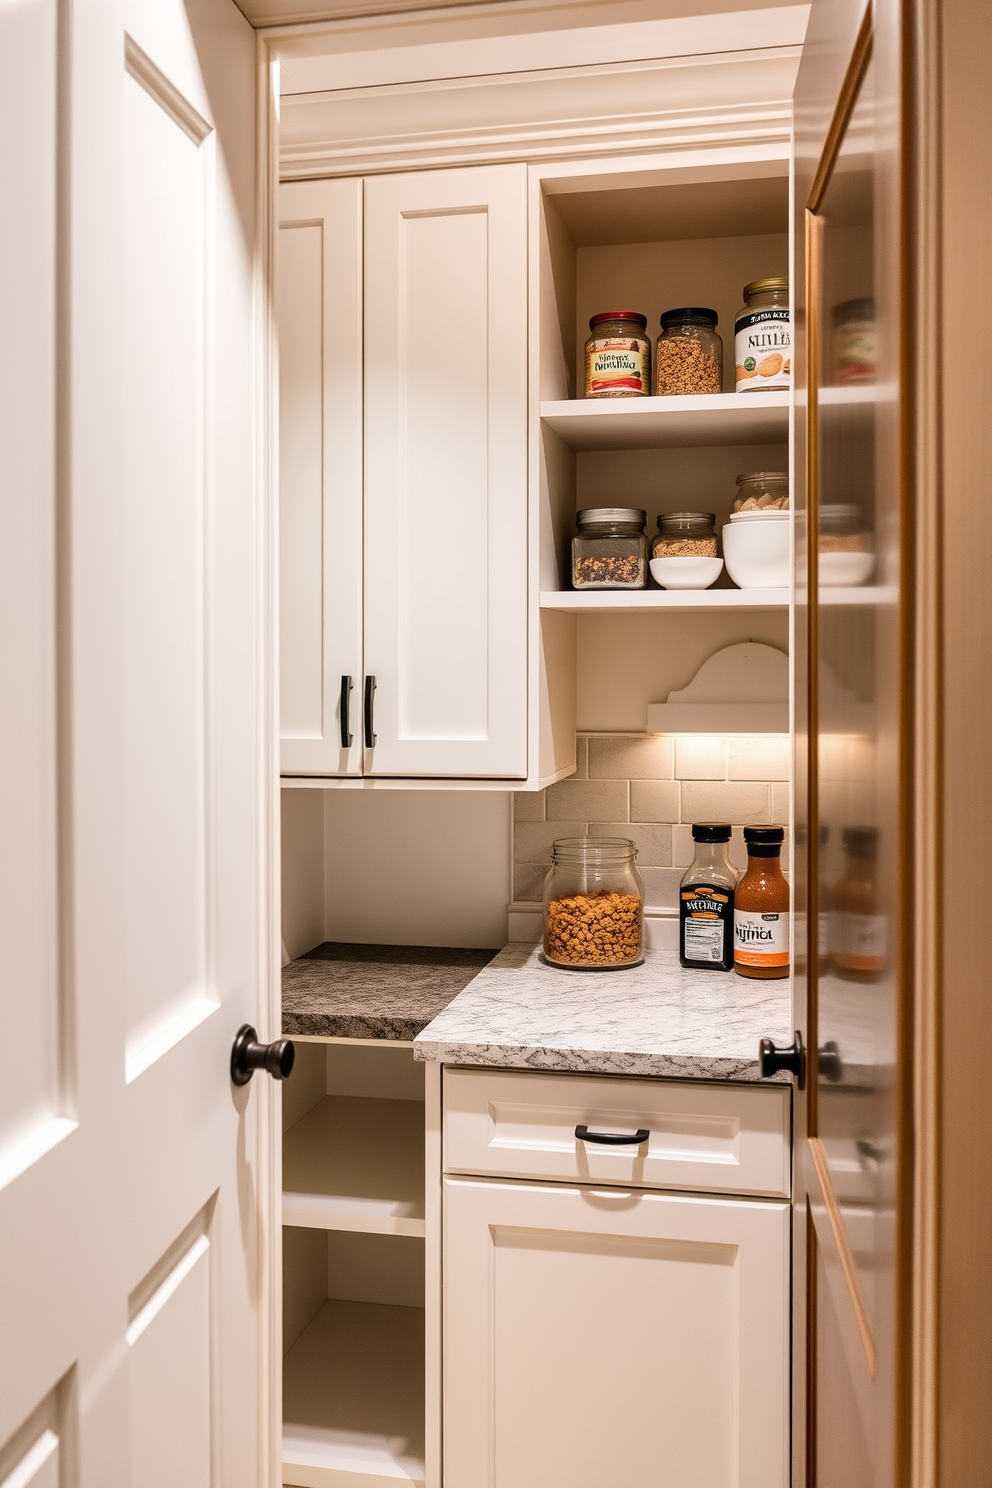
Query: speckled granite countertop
413 943 792 1082
282 942 499 1041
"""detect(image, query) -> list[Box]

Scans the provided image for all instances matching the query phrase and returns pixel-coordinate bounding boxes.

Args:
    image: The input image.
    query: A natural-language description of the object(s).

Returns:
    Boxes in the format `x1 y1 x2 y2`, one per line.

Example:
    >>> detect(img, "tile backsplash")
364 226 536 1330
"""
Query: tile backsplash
513 733 791 911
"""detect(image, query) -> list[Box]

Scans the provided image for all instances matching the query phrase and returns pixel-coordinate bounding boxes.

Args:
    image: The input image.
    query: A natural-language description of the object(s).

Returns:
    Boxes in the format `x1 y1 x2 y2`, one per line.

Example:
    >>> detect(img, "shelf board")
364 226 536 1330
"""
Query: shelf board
283 1095 425 1237
540 588 788 615
540 391 789 451
283 1299 425 1487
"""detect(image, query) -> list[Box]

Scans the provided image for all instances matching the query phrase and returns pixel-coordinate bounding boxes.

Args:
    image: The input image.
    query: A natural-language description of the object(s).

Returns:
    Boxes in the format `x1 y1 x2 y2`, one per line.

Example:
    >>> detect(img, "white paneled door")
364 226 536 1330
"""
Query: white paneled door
364 166 528 778
0 0 276 1482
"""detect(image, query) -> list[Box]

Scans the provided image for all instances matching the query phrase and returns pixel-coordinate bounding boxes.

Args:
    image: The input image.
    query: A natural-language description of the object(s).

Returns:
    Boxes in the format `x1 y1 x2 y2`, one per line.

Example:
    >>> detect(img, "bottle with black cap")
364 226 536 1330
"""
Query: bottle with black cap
679 824 738 971
734 826 789 979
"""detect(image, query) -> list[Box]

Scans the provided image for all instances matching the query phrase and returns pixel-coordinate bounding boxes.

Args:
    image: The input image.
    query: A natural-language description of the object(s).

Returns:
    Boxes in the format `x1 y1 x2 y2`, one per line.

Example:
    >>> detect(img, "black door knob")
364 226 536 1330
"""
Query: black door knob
759 1030 805 1088
231 1025 295 1087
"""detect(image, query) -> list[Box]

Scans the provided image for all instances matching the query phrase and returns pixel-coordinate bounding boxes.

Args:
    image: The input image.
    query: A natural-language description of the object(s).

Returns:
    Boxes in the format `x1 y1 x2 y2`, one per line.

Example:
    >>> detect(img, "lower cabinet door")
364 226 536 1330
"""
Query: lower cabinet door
443 1176 789 1488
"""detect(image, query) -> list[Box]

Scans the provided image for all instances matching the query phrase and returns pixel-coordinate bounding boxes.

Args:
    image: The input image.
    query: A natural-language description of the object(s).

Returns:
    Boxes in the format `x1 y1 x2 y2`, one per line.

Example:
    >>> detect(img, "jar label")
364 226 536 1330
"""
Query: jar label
734 909 789 967
735 308 791 390
680 884 733 968
585 337 649 395
831 912 886 973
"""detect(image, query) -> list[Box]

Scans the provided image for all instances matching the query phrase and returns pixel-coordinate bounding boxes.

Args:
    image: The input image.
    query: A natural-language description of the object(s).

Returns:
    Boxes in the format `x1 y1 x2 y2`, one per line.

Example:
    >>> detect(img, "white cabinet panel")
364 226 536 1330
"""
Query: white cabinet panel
364 166 528 778
444 1068 791 1197
444 1176 789 1488
279 179 363 776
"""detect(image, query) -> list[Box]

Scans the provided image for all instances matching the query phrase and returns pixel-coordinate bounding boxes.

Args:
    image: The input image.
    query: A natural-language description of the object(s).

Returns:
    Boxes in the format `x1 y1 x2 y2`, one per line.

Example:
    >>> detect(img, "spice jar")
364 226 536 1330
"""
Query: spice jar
654 308 722 395
651 512 718 559
572 508 648 589
819 503 874 587
832 297 876 384
734 827 789 979
735 278 791 392
584 312 651 398
544 837 644 969
732 472 789 513
680 824 737 971
830 827 885 981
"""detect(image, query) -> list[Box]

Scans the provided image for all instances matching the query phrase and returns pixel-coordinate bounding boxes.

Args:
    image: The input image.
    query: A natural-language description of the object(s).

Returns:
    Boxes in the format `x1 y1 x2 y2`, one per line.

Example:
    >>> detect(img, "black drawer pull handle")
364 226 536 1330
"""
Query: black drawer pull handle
340 675 354 749
363 675 377 748
575 1124 649 1146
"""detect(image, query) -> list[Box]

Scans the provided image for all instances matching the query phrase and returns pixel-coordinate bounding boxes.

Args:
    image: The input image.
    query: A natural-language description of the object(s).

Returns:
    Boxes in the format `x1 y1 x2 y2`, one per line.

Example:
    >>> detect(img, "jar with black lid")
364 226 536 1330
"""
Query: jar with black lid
572 508 648 589
584 312 650 398
655 308 723 395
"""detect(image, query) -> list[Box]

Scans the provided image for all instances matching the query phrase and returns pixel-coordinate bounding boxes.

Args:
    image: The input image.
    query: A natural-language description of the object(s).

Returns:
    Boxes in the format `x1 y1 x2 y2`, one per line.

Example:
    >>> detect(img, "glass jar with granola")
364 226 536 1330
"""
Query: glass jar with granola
571 508 648 589
651 511 718 559
655 308 723 395
544 837 644 969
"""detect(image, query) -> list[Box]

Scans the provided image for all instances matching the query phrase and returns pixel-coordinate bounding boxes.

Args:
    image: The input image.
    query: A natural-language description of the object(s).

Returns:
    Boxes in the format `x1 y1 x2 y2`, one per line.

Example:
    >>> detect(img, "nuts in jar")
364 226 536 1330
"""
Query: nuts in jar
543 836 644 969
571 508 648 589
655 308 722 395
735 279 791 391
584 311 650 398
732 472 789 513
652 512 718 558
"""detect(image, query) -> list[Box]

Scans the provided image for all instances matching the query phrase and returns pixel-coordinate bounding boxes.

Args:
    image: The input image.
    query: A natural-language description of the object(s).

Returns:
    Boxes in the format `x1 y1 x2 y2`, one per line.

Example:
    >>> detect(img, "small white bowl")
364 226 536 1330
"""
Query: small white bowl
649 556 724 590
819 550 875 587
722 516 791 588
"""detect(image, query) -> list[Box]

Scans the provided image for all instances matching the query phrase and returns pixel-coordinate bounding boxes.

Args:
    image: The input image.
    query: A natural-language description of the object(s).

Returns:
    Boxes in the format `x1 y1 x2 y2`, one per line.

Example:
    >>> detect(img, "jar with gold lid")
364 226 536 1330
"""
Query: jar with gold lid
735 278 791 392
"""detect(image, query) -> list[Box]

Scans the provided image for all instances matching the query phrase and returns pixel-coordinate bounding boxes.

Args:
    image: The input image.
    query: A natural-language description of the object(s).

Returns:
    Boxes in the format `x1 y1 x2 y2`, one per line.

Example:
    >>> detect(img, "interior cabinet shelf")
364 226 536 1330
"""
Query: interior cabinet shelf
540 588 788 615
282 1095 426 1237
283 1298 426 1487
539 391 789 451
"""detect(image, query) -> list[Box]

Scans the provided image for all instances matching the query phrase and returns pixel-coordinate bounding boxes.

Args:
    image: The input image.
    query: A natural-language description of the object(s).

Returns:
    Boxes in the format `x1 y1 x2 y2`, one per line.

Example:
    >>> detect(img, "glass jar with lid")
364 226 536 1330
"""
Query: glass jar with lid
832 297 876 384
544 837 644 969
571 508 648 589
584 312 651 398
654 308 723 395
819 503 874 587
732 472 790 513
735 278 791 392
651 512 718 559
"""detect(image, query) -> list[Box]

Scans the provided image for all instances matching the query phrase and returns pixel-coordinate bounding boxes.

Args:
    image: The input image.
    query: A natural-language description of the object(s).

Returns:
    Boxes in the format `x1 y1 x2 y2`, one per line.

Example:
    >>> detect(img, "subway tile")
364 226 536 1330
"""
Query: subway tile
572 736 589 780
728 734 791 782
681 781 771 825
546 778 628 822
514 862 548 902
629 781 681 824
771 782 791 824
514 820 589 863
639 867 683 912
588 734 674 781
587 822 673 868
674 735 728 781
513 788 546 822
672 823 696 868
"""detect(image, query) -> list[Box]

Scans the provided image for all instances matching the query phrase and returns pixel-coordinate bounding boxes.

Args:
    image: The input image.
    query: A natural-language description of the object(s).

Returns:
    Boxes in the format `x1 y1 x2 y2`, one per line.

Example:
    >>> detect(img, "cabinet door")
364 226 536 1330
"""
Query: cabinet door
279 179 364 775
364 166 528 778
444 1176 789 1488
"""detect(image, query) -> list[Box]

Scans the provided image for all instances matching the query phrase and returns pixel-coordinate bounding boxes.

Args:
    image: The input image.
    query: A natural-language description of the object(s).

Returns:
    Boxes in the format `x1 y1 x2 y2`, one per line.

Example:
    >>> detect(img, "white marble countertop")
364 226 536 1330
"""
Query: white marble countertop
413 944 793 1082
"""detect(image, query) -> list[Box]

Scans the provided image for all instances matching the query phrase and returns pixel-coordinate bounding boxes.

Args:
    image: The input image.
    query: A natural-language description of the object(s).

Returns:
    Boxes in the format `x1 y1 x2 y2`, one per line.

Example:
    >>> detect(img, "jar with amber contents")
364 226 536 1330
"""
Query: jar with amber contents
584 312 651 398
734 827 789 979
830 827 886 981
544 838 644 969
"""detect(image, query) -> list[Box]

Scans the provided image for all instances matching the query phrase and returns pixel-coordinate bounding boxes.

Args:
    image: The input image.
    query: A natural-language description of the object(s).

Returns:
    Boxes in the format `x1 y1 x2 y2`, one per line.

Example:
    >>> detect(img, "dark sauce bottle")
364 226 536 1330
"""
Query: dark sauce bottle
679 823 737 972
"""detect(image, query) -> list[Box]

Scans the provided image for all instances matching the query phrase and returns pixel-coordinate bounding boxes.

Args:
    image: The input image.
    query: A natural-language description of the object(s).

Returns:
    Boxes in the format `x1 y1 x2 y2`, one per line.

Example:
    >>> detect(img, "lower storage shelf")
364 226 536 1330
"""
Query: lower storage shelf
283 1299 425 1487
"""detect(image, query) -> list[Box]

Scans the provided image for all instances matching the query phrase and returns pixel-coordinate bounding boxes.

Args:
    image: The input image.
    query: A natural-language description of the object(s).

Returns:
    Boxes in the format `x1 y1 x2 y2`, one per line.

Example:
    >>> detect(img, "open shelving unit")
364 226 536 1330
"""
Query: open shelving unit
282 1042 428 1488
540 587 788 615
540 390 789 451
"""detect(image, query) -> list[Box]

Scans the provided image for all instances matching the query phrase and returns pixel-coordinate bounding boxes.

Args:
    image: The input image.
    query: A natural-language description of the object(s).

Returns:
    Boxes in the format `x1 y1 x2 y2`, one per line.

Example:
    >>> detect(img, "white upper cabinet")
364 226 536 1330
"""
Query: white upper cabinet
279 178 364 776
278 164 528 780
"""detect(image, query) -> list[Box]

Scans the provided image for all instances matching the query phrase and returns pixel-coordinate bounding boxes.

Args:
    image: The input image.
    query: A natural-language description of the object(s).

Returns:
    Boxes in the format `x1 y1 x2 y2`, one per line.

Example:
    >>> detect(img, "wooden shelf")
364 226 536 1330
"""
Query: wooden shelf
540 588 788 615
539 391 789 451
283 1095 426 1237
283 1299 425 1487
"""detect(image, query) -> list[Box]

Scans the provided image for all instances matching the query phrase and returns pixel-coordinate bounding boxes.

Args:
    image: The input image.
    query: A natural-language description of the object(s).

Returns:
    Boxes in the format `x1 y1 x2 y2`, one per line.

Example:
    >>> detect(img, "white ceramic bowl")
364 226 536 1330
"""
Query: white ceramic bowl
722 515 791 588
819 549 875 587
649 555 724 590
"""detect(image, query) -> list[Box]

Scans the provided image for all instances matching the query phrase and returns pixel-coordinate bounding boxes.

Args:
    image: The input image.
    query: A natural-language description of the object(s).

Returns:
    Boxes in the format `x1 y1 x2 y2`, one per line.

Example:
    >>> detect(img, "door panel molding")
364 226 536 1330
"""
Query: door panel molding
808 1135 876 1378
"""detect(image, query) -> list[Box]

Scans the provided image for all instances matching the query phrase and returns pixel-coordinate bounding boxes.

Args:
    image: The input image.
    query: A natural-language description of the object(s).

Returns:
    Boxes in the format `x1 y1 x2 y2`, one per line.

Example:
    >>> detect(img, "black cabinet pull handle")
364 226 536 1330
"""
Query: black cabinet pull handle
364 675 377 748
759 1031 806 1088
231 1025 295 1087
340 675 354 749
575 1124 649 1146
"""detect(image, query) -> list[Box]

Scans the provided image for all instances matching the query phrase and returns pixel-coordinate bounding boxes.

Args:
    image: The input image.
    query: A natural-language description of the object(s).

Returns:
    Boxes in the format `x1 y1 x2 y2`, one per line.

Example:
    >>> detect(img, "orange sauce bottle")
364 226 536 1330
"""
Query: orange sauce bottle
734 826 789 979
831 827 885 981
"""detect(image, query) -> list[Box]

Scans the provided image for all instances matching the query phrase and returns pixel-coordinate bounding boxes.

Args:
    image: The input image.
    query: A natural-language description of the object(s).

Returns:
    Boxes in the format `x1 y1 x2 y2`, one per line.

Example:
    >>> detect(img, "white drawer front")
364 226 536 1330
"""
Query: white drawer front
443 1068 790 1198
